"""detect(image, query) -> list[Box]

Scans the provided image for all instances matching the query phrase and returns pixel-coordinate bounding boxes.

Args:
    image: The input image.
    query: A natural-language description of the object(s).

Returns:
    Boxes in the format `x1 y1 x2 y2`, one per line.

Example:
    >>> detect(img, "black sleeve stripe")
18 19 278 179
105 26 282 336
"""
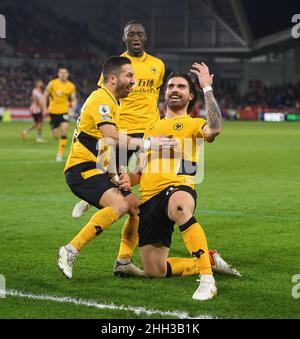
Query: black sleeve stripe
97 122 116 128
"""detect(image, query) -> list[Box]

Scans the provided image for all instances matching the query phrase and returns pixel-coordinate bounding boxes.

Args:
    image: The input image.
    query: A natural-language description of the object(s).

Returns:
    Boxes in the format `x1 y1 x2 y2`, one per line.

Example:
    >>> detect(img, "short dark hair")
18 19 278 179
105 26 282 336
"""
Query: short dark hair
166 72 200 112
124 20 145 33
57 65 68 71
102 56 131 82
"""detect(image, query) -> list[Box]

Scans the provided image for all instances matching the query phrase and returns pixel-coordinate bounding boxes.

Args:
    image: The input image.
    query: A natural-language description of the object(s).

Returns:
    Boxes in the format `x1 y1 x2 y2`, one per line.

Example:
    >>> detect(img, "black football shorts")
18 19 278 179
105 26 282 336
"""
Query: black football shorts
138 185 197 248
49 113 69 129
65 162 131 209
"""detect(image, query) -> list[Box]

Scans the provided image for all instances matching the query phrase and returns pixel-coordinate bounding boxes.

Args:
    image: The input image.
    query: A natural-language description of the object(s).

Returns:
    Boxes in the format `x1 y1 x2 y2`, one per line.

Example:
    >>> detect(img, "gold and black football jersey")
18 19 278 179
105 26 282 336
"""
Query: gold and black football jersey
139 115 208 204
98 51 165 134
46 78 76 114
64 86 119 173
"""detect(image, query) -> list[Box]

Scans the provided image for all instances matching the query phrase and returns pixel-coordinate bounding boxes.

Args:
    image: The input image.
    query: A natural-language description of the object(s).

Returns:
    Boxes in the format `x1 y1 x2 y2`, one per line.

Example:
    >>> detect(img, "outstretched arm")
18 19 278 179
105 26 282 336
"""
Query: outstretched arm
190 62 222 142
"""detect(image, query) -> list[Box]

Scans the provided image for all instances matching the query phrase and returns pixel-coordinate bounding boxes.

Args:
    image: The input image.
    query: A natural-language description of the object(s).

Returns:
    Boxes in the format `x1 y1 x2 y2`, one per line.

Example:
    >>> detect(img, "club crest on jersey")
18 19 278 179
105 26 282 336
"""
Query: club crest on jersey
151 67 157 74
174 123 183 131
99 104 110 115
56 91 62 96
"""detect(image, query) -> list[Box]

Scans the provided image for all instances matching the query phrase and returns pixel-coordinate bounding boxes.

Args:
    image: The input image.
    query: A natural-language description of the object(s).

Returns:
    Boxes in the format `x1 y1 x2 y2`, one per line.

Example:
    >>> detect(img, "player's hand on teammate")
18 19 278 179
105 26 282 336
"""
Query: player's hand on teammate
117 166 132 191
190 62 214 89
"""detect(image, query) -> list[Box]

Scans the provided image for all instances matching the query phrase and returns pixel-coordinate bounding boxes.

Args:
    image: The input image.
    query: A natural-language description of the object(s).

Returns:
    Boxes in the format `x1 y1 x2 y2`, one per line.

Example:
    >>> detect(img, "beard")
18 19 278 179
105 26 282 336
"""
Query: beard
116 80 130 98
166 96 189 111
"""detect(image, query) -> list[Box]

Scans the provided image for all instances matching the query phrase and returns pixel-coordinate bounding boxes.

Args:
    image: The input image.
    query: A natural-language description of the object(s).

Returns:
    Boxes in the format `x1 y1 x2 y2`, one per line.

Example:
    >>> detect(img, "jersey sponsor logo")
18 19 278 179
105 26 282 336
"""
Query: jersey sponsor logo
99 104 110 115
174 123 183 131
56 91 62 96
137 79 155 87
150 67 158 74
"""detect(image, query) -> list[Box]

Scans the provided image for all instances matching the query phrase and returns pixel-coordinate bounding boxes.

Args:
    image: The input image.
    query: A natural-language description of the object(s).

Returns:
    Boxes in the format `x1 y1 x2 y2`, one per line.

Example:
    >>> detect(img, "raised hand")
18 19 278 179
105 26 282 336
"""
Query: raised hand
190 62 214 89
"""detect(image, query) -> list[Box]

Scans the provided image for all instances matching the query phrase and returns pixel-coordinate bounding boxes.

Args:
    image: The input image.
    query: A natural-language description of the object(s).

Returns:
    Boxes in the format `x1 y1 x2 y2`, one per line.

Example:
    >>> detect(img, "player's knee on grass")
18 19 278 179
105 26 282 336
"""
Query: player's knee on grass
140 245 169 278
144 262 167 278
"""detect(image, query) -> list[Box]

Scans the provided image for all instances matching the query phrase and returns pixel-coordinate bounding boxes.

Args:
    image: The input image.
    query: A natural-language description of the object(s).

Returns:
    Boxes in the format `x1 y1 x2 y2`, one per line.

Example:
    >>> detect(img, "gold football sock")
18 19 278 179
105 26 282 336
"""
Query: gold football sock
116 216 139 261
179 217 212 276
57 136 67 156
167 257 199 277
70 207 118 251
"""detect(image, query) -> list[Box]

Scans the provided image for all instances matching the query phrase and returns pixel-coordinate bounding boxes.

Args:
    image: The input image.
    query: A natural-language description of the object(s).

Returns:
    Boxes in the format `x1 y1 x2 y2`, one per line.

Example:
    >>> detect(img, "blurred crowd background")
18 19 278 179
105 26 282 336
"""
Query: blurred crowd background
1 0 299 119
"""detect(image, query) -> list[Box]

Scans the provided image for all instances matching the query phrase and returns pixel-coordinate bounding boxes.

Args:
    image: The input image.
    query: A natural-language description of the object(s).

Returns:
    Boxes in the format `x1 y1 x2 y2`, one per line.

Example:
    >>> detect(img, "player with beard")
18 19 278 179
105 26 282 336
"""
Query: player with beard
58 56 176 279
71 20 165 276
118 64 237 300
71 22 240 279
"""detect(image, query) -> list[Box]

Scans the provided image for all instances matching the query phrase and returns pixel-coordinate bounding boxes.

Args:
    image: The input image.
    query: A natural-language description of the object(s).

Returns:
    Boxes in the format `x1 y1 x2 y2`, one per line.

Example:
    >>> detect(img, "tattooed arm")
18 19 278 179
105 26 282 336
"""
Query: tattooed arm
190 62 222 142
202 90 222 142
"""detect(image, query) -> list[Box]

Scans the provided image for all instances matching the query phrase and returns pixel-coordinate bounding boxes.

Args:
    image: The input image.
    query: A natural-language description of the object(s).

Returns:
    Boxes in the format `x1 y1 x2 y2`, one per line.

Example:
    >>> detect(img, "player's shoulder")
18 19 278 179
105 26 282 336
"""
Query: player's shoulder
86 88 117 109
145 52 165 67
191 117 207 130
193 117 207 123
67 80 76 89
46 78 57 90
48 78 57 86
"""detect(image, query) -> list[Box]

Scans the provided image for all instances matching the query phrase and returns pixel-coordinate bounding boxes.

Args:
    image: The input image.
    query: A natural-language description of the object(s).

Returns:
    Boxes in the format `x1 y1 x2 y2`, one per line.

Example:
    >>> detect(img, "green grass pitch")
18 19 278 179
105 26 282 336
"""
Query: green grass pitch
0 120 299 319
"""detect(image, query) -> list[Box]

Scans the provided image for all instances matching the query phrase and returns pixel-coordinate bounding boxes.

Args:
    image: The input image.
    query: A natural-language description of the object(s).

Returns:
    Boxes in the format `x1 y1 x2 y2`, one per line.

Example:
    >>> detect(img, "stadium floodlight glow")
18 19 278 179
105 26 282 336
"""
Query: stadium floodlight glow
0 274 5 298
291 14 300 39
0 14 6 38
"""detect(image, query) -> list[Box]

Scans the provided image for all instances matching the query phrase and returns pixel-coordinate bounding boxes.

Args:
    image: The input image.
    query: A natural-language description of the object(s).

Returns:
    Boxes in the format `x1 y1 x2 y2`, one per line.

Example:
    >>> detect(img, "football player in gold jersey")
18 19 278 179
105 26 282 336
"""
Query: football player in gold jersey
43 67 77 161
73 22 240 277
72 20 166 276
57 56 176 279
118 64 238 300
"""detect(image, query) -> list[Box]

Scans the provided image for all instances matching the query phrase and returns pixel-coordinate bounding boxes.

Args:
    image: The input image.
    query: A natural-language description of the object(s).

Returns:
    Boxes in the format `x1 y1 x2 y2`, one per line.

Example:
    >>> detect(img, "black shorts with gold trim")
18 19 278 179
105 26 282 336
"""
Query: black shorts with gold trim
138 185 197 248
49 113 69 129
65 162 131 209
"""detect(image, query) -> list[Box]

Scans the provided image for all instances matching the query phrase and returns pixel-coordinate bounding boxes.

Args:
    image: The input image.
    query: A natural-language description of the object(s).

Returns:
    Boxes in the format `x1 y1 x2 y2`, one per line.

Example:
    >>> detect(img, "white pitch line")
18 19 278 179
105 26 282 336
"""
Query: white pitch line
6 289 215 319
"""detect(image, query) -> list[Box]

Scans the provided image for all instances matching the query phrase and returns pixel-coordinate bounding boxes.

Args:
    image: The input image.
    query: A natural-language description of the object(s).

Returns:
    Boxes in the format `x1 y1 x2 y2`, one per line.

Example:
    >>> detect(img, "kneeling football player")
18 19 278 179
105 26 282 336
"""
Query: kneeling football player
118 64 240 300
